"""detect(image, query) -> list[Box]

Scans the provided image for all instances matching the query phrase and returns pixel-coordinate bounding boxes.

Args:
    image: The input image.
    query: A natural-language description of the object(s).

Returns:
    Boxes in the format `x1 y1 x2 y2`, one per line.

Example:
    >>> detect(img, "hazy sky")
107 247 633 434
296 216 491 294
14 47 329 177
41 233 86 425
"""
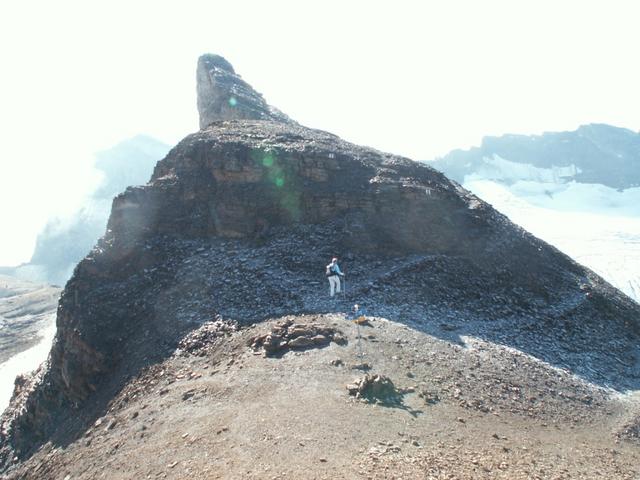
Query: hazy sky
1 0 639 266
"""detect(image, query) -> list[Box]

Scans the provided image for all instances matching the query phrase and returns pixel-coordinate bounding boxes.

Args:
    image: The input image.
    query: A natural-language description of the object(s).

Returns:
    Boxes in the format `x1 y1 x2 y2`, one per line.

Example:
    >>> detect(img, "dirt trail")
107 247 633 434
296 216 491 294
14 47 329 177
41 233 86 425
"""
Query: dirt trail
7 314 639 479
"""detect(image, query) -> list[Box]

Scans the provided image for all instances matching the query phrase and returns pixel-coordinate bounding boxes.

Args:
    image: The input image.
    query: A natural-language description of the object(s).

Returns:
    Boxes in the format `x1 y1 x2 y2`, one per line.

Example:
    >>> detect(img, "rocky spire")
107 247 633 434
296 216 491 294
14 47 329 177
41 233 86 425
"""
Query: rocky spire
196 54 290 128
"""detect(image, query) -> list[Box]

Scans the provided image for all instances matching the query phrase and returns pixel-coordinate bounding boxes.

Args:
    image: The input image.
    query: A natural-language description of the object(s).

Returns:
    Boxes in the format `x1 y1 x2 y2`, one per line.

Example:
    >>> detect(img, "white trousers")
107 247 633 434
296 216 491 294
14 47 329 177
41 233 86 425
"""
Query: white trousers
328 276 341 297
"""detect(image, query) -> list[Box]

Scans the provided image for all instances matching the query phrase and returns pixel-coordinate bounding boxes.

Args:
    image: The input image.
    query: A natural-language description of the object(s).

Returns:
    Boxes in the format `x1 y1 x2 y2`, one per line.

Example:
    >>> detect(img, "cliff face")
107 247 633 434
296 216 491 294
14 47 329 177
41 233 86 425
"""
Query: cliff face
109 121 487 255
1 54 639 469
196 54 290 128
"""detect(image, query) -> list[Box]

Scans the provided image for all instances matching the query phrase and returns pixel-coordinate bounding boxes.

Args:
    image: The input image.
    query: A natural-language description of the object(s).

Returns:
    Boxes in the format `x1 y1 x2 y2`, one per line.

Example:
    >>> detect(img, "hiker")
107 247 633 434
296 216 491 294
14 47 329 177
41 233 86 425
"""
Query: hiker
326 257 344 297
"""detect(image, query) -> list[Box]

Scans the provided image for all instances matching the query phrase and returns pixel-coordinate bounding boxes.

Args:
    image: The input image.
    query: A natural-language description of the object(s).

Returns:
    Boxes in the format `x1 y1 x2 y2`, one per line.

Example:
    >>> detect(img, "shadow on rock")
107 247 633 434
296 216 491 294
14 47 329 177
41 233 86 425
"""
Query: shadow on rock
347 374 423 417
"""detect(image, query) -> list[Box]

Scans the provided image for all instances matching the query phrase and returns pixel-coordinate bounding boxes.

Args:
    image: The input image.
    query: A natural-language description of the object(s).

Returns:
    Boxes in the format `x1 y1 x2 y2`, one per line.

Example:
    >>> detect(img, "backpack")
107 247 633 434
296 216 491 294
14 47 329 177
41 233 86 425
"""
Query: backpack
325 264 334 277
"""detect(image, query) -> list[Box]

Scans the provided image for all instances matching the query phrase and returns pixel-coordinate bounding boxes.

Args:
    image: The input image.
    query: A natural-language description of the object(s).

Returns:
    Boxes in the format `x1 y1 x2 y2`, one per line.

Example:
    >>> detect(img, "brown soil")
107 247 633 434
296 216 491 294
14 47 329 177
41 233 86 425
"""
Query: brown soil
6 314 639 479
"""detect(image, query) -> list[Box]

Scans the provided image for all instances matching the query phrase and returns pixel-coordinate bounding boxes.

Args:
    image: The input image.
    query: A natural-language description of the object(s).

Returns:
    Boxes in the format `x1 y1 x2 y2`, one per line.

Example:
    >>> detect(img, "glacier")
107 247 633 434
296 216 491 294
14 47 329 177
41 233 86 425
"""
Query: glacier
459 156 640 303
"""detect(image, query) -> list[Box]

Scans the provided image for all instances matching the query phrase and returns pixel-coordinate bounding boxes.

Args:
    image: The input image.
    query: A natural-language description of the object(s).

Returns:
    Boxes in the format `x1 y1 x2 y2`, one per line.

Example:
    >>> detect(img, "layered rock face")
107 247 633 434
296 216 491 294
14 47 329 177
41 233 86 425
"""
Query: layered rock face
197 54 290 128
2 54 639 469
109 120 488 255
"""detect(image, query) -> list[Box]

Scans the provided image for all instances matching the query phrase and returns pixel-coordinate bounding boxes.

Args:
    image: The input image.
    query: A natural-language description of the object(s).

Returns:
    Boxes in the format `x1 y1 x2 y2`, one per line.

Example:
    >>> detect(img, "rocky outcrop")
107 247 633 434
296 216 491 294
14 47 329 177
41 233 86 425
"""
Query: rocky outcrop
197 54 290 128
108 120 487 256
177 318 238 356
2 54 639 471
249 318 346 356
346 374 403 404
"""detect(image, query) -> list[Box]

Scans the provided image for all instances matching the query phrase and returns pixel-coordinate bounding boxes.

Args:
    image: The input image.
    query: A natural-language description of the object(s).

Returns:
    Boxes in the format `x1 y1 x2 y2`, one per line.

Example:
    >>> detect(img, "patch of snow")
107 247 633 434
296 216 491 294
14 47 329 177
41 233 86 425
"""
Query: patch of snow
0 315 55 412
465 155 581 184
503 181 640 216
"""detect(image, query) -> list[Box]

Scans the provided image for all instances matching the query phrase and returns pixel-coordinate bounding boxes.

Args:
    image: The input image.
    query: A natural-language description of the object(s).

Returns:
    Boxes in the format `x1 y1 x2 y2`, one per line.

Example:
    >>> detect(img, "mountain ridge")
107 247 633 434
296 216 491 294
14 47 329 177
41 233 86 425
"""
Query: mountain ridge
1 54 639 478
432 123 640 189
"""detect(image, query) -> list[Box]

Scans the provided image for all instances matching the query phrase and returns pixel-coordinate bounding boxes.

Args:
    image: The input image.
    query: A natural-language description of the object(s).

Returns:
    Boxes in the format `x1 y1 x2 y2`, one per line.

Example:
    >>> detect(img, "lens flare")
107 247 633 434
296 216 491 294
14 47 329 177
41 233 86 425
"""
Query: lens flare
262 154 274 168
250 148 300 217
228 97 237 107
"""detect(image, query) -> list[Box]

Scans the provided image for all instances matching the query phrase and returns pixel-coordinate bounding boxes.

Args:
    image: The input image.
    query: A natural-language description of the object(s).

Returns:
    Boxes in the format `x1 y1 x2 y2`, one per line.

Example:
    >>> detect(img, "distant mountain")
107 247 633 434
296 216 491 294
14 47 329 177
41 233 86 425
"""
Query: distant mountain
430 124 640 302
434 124 640 189
91 135 173 200
5 135 171 286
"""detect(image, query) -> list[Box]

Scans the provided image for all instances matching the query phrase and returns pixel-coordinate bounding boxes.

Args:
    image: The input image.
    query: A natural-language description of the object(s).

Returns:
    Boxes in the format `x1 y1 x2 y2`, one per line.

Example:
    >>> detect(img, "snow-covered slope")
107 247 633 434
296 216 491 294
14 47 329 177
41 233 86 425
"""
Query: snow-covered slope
0 275 60 410
465 178 640 302
431 124 640 303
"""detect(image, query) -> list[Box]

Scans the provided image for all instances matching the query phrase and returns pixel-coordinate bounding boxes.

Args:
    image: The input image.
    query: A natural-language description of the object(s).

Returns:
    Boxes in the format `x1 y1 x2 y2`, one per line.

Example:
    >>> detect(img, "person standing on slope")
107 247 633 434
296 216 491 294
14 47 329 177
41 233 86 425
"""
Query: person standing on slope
326 257 345 297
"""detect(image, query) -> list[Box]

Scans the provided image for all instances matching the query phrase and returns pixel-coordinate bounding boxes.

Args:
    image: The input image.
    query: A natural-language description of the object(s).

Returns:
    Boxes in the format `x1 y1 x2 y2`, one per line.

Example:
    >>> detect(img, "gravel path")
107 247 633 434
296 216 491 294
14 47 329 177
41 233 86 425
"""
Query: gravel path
6 314 638 479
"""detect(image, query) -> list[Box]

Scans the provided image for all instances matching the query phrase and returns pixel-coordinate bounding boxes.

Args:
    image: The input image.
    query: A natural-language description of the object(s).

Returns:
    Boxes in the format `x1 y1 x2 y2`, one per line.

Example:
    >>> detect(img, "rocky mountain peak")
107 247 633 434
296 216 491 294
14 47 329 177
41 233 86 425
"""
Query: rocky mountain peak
196 53 290 128
1 55 639 474
198 53 235 73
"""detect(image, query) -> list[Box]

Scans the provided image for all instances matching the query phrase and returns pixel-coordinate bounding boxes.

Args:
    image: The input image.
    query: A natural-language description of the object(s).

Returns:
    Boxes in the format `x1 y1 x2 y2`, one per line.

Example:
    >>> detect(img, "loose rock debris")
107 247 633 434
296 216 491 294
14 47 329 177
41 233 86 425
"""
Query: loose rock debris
177 319 238 355
347 374 404 404
249 318 347 356
618 416 640 443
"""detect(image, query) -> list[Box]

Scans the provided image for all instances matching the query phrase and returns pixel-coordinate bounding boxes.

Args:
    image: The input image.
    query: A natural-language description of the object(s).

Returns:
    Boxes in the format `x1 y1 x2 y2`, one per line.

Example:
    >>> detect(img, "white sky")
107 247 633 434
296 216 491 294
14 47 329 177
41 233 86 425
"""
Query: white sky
1 0 639 266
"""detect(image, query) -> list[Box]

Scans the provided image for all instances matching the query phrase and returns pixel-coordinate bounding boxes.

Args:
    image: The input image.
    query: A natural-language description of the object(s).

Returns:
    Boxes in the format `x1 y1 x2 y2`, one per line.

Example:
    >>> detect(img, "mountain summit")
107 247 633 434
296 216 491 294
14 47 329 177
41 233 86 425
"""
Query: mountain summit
197 53 290 128
2 56 639 478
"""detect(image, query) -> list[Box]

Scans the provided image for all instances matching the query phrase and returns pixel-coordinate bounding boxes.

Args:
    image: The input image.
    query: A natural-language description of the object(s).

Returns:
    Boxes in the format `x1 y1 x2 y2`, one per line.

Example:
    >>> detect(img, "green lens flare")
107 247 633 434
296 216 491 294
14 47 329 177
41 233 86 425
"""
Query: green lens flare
262 154 274 167
281 191 301 220
275 177 284 187
228 96 237 107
